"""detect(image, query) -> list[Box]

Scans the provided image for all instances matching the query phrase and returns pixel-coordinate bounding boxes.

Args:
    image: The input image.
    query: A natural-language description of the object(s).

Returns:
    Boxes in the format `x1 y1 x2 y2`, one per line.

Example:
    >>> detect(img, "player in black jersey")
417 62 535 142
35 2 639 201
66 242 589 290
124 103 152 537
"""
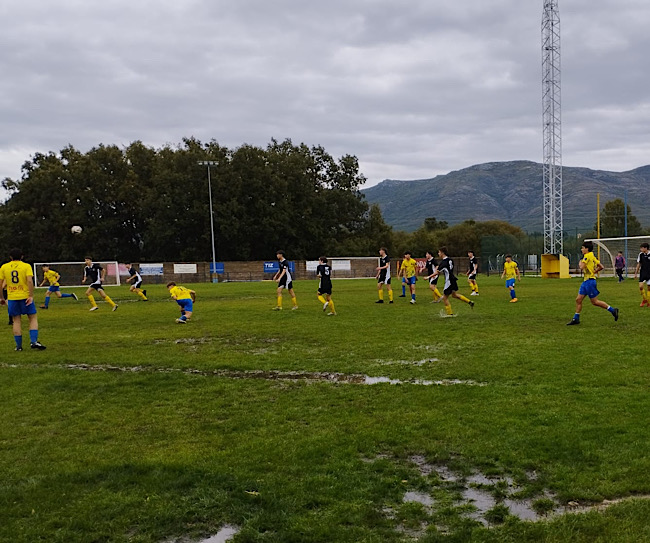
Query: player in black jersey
432 247 474 317
467 250 479 296
375 247 394 303
82 257 118 311
634 242 650 307
124 262 148 301
422 251 442 302
316 256 336 315
272 251 298 310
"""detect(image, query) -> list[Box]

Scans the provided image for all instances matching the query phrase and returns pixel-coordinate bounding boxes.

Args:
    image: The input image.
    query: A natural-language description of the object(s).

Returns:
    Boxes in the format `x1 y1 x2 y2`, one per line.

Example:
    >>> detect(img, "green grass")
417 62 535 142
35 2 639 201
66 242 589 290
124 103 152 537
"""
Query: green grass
2 276 650 542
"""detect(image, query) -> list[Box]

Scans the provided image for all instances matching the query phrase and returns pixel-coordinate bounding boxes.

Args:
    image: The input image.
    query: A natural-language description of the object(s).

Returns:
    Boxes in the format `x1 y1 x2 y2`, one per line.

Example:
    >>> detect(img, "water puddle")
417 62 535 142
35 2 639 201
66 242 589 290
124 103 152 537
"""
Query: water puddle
198 525 240 542
377 358 439 367
403 490 434 508
1 363 484 387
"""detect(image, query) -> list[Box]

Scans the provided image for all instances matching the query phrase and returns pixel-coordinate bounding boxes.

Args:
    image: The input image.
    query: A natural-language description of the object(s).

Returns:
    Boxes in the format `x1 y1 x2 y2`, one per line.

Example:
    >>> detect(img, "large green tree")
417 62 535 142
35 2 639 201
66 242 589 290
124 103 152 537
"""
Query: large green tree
0 138 379 262
595 198 642 237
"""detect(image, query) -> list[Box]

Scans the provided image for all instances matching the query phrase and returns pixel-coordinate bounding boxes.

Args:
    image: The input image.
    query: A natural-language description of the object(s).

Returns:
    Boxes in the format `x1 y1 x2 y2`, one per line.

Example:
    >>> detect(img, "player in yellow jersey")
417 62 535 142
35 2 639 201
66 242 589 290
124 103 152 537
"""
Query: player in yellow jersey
567 241 618 325
167 281 196 323
398 251 419 304
39 264 78 308
0 248 46 350
500 255 521 302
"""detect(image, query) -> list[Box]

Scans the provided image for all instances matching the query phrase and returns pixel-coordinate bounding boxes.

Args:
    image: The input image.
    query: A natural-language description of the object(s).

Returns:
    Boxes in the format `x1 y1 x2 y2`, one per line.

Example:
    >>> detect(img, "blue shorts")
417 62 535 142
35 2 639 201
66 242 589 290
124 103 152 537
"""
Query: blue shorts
8 299 37 317
177 299 193 312
579 279 600 299
48 285 60 293
406 276 416 285
506 278 516 288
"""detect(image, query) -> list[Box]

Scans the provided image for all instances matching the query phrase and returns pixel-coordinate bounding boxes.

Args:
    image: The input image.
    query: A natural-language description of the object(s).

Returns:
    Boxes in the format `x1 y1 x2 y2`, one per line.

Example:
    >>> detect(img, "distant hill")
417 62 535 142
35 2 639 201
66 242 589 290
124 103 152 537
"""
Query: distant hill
362 161 650 233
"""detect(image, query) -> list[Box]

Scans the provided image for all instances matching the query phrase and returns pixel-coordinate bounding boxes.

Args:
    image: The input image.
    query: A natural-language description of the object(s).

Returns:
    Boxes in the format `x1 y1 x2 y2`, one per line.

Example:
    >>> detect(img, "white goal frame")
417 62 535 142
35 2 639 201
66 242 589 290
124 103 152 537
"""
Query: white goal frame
33 261 121 288
585 236 650 276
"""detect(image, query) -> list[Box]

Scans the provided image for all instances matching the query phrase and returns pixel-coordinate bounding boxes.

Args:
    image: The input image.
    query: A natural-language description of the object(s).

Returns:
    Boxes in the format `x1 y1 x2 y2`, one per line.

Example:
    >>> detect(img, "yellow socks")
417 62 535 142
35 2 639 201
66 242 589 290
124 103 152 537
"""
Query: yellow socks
318 295 327 305
137 290 147 300
87 294 97 307
388 290 394 302
291 297 298 307
378 290 384 301
433 288 441 299
277 296 283 308
328 299 336 313
458 295 470 303
445 303 453 315
104 295 116 308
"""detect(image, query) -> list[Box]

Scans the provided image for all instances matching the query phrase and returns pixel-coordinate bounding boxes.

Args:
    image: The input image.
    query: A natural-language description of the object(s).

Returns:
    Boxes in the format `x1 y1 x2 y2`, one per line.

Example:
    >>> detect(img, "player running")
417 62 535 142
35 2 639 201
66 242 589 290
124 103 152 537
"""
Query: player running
167 282 196 323
124 262 148 301
501 255 521 302
432 247 474 317
82 258 118 311
567 241 618 325
375 247 393 304
398 251 418 304
0 248 46 350
39 264 78 308
467 250 479 295
634 243 650 307
272 251 298 310
316 256 336 315
422 251 442 303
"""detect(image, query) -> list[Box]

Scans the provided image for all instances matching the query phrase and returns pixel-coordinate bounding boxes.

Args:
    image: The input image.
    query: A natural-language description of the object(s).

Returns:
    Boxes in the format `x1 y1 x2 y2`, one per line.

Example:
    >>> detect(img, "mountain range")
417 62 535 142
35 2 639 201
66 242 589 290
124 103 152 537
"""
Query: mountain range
361 161 650 233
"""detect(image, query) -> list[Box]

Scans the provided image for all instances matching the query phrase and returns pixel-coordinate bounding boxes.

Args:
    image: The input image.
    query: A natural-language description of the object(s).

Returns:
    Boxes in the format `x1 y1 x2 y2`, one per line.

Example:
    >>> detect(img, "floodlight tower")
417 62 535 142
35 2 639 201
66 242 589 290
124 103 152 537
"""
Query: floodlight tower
542 0 563 255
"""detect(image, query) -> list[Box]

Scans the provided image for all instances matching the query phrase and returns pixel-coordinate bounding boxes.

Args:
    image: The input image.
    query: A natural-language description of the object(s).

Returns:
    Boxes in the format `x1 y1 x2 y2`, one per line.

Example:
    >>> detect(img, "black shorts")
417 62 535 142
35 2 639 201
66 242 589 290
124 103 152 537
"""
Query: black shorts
318 285 332 295
443 279 458 296
378 272 390 285
279 279 293 290
640 272 650 283
89 282 104 291
468 274 477 281
429 277 438 285
132 279 143 289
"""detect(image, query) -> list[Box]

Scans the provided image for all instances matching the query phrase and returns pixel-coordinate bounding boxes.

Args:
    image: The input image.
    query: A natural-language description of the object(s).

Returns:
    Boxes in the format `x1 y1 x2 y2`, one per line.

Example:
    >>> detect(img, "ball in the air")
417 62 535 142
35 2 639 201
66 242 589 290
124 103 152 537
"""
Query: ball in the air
71 225 83 234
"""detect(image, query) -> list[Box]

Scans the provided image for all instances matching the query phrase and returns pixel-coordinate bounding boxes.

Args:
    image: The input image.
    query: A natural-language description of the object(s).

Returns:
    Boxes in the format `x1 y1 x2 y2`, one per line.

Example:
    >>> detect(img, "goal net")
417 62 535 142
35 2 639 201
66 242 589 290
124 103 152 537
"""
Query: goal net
585 236 650 276
33 261 121 288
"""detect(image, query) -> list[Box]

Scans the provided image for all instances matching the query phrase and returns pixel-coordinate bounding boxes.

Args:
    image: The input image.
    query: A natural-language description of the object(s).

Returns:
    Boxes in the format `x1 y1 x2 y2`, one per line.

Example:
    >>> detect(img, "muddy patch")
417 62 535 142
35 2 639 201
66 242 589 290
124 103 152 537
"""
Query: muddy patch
1 363 485 387
377 358 439 367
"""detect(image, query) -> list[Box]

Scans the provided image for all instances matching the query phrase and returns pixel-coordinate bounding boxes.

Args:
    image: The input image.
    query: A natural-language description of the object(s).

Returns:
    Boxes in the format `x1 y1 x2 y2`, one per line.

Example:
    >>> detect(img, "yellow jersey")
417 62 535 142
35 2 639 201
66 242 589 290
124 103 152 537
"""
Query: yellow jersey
400 258 418 278
43 269 60 286
170 286 193 300
582 252 600 281
503 261 518 280
0 261 34 300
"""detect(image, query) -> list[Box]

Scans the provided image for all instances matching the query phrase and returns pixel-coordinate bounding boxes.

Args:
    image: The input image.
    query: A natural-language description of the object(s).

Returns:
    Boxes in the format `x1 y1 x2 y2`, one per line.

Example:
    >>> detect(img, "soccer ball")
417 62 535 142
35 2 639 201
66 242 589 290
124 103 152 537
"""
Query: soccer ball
71 225 83 234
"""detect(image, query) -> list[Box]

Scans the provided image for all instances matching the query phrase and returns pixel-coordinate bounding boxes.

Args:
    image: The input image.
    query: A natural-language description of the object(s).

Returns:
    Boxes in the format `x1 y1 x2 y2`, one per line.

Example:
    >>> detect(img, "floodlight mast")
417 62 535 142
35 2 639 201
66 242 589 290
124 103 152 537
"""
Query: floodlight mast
542 0 563 254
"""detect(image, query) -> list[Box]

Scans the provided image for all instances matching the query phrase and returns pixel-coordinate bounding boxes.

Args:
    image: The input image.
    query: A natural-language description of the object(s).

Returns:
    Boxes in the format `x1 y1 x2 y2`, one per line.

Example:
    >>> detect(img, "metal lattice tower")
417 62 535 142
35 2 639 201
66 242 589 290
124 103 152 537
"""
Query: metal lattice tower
542 0 563 254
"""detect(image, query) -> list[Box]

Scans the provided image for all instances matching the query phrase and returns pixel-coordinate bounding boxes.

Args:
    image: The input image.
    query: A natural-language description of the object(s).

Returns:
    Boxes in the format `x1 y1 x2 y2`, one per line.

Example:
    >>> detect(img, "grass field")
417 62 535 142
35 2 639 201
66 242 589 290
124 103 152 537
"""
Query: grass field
2 275 650 543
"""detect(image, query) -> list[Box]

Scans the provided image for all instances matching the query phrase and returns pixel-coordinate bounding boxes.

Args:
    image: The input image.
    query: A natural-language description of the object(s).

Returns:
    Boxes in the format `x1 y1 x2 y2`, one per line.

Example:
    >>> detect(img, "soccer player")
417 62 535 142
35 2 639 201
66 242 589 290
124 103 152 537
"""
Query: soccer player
567 241 619 325
124 262 148 301
0 248 46 350
167 281 196 323
375 247 394 304
82 258 118 311
432 247 474 317
467 250 479 295
614 251 626 283
501 255 521 302
398 251 418 304
39 264 78 308
272 250 298 310
422 251 442 302
634 242 650 307
316 256 336 315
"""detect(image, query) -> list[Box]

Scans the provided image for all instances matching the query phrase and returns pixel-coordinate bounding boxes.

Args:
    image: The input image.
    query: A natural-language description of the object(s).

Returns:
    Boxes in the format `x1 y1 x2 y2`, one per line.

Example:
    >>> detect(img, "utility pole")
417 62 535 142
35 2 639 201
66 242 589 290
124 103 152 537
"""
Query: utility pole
542 0 563 255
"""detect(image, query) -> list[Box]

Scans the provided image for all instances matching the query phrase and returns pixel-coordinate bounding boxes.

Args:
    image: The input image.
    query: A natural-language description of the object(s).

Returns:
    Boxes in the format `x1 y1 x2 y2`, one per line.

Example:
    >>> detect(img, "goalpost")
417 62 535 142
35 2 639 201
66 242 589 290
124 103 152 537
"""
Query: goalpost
33 261 121 288
585 236 650 276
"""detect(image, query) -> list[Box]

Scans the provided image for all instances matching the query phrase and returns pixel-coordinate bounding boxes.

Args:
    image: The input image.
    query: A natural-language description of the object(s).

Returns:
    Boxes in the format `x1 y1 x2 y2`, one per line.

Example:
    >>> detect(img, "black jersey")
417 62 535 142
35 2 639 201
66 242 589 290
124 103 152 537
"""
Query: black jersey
437 257 458 291
278 259 293 284
317 263 332 290
638 252 650 279
84 263 103 284
425 257 437 276
468 256 478 274
127 266 142 282
378 255 391 280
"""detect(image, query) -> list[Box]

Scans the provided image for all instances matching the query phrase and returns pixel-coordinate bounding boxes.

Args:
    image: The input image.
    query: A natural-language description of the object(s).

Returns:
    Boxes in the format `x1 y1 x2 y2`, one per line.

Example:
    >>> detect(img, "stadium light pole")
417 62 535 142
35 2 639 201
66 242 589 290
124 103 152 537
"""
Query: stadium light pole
197 161 218 283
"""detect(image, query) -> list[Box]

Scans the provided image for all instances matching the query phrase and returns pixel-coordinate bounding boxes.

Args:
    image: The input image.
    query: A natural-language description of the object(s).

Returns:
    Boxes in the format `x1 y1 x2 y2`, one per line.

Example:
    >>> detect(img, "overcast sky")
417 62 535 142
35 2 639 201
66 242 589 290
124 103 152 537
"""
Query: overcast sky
1 0 649 192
